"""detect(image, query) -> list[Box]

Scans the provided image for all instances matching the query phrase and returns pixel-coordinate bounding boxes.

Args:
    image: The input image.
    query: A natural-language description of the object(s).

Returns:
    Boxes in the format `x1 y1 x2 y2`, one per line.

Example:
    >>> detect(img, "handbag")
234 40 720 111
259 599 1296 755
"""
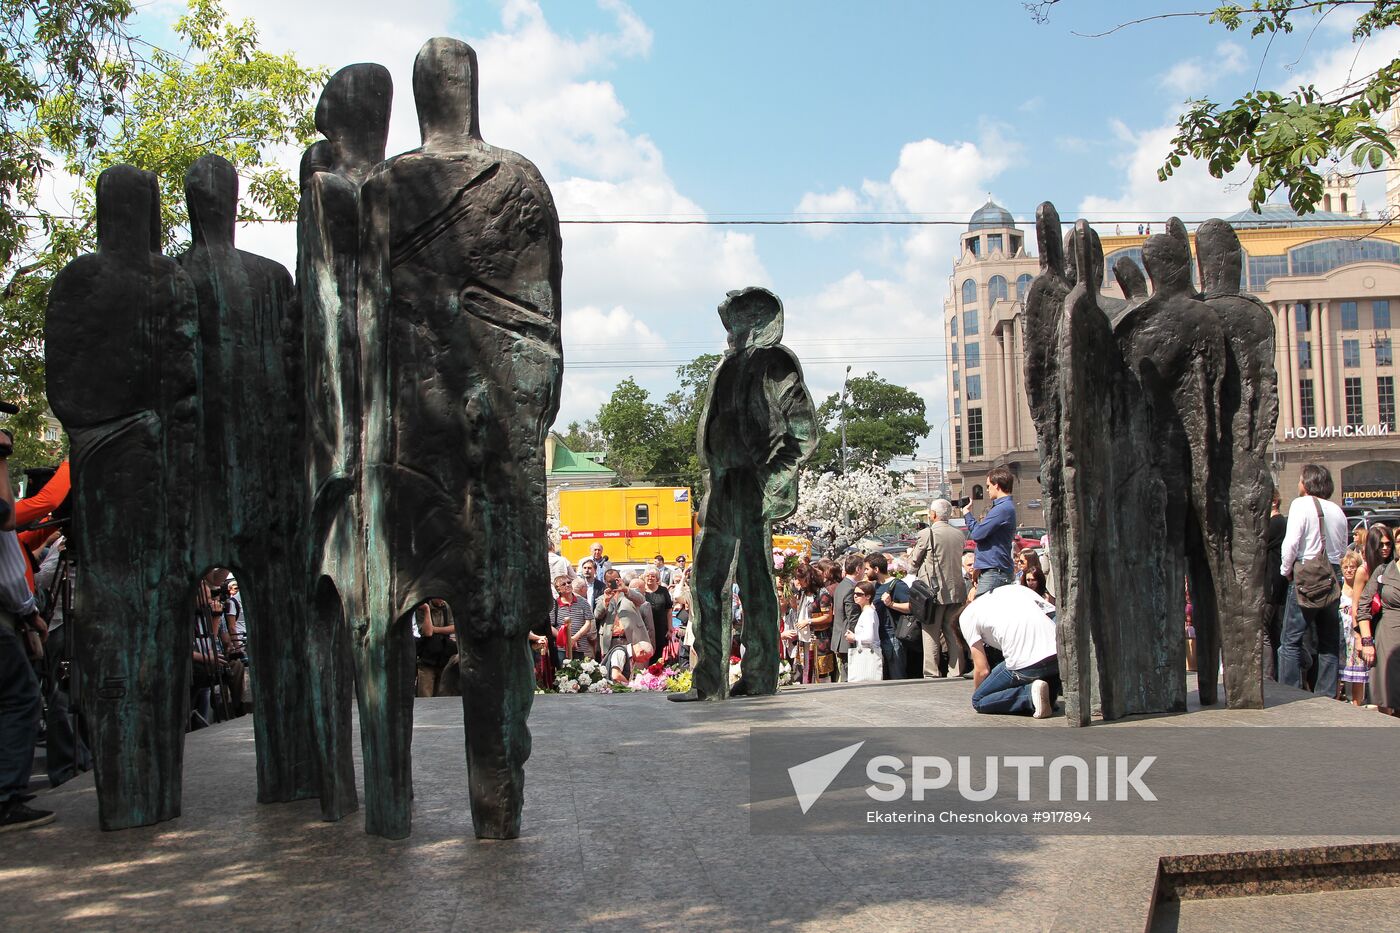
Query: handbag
815 650 836 676
908 579 937 625
1371 562 1385 621
847 644 883 682
1293 497 1341 609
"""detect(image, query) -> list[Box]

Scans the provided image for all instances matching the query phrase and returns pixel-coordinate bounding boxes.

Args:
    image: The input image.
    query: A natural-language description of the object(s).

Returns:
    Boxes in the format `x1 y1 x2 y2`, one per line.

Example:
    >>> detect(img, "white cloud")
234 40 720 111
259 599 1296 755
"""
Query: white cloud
1159 41 1249 97
203 1 766 430
794 187 862 239
788 131 1018 453
1077 120 1248 220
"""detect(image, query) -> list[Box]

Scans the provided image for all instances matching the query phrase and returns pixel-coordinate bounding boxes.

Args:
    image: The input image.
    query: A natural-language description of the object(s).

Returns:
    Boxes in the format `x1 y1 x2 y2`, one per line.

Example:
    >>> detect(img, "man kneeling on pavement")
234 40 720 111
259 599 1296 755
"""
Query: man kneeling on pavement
959 583 1059 719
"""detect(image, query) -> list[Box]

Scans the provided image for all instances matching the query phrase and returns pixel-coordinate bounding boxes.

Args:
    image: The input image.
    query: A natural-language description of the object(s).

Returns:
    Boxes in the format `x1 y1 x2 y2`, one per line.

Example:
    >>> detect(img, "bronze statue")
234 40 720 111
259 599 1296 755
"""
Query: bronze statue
45 165 199 828
355 37 563 838
297 62 394 822
1025 203 1275 724
672 287 818 701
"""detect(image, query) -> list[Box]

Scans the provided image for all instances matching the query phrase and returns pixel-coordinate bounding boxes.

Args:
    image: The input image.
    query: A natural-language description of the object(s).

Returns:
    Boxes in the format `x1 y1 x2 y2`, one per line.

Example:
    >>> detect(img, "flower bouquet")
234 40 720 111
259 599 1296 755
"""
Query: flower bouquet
555 657 626 694
772 546 802 585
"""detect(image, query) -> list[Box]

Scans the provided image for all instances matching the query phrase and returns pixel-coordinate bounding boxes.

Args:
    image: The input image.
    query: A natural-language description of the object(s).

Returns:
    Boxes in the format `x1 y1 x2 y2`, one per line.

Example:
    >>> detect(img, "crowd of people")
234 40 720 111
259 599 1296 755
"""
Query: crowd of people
1267 463 1400 715
7 430 1396 838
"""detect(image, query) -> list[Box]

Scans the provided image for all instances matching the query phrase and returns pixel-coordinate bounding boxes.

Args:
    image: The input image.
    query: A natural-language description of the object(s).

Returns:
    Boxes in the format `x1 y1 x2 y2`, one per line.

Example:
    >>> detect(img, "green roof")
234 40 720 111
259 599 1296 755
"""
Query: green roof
550 439 615 474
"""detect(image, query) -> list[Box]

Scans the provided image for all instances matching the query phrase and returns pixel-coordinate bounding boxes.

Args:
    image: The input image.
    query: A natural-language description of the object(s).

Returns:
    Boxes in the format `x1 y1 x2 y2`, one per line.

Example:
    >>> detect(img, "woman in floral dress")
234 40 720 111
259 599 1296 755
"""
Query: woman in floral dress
1339 551 1368 704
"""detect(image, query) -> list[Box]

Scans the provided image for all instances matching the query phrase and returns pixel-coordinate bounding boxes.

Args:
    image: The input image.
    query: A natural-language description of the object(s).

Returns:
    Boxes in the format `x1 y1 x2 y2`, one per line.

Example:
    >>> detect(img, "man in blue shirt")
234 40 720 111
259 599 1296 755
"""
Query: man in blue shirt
960 465 1017 597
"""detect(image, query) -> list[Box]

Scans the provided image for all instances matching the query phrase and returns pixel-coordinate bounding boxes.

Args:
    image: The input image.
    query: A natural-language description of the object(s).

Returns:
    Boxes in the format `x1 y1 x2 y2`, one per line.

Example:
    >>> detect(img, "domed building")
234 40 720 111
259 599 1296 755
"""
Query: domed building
942 200 1043 515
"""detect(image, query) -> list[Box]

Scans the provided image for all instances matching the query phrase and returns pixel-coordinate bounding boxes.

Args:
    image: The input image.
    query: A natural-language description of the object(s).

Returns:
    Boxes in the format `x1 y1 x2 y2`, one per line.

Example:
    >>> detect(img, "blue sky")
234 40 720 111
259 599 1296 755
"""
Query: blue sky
137 0 1400 458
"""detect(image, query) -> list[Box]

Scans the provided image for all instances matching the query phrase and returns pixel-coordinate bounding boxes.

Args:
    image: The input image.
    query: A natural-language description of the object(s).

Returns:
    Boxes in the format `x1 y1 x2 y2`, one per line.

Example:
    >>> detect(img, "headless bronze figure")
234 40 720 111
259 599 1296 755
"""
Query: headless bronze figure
355 38 563 839
45 165 199 829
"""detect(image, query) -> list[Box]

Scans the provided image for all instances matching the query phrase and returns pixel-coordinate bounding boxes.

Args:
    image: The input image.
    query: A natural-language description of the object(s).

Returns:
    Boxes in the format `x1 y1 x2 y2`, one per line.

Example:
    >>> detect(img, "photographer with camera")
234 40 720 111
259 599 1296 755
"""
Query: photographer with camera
0 427 55 832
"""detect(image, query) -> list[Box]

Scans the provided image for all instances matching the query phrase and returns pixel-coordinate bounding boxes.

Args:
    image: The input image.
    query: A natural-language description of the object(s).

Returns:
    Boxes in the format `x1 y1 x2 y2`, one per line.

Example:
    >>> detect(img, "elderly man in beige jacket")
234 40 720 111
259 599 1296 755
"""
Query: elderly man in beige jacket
908 498 970 677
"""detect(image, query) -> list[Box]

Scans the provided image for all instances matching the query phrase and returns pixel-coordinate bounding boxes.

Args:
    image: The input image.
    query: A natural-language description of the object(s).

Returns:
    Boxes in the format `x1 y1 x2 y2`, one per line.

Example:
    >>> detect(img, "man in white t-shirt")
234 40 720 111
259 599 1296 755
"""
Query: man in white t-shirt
1277 463 1349 697
959 584 1060 718
547 539 573 597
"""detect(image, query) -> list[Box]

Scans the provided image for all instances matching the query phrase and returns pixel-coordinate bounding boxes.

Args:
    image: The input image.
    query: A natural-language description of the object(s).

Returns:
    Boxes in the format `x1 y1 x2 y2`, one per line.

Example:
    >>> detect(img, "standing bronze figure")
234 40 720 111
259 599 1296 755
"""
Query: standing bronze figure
672 287 818 701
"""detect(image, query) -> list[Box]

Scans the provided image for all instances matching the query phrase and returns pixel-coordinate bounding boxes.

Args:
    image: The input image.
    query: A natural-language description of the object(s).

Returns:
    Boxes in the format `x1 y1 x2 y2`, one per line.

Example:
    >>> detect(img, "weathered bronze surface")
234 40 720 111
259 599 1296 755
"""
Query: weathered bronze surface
1025 203 1276 724
672 287 818 702
297 62 394 823
354 38 563 838
45 165 199 829
178 154 318 803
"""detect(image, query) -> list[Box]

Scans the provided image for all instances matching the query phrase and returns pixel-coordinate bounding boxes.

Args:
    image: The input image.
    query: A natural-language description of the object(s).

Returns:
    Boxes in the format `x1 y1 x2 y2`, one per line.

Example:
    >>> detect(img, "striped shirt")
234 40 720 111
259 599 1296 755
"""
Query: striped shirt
553 596 594 658
0 529 36 617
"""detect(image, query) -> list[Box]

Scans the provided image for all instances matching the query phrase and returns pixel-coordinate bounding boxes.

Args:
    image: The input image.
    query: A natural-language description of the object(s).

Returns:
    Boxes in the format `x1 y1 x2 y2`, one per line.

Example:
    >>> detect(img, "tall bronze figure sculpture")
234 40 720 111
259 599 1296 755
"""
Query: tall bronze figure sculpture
672 287 818 701
178 155 319 804
45 165 199 829
1025 202 1276 724
355 37 563 839
297 62 394 822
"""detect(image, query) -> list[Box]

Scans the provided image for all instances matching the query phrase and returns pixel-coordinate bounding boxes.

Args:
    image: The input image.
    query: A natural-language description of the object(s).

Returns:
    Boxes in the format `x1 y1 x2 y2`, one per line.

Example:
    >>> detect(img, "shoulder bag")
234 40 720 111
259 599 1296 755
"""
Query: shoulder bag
1293 497 1342 610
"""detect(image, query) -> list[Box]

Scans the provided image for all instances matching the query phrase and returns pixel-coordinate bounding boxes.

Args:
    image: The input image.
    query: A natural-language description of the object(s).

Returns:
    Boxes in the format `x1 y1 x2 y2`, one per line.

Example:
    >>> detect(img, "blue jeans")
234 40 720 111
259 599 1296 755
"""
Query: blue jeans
1278 569 1342 698
879 618 906 680
975 567 1013 597
972 655 1060 715
0 618 41 804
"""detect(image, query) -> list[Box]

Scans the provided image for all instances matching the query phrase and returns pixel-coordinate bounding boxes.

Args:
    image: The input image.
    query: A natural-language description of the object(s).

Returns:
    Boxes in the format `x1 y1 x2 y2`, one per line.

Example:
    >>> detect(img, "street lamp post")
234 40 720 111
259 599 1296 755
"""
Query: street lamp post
840 364 852 473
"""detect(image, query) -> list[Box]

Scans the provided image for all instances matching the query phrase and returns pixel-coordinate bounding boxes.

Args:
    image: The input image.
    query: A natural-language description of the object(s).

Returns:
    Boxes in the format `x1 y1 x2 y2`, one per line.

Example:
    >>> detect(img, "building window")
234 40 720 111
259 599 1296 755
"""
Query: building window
965 342 980 369
949 316 957 337
954 421 962 463
1346 377 1364 427
1344 339 1360 368
968 237 981 257
954 397 961 415
1288 237 1400 277
1300 380 1315 428
952 370 960 392
1379 338 1393 367
1016 273 1033 301
986 234 1004 255
966 374 982 400
1298 340 1311 370
967 408 984 459
1340 301 1359 331
1380 376 1396 431
1246 254 1288 291
1375 300 1392 330
951 342 958 365
963 309 979 335
1295 302 1311 332
962 279 977 305
988 275 1008 303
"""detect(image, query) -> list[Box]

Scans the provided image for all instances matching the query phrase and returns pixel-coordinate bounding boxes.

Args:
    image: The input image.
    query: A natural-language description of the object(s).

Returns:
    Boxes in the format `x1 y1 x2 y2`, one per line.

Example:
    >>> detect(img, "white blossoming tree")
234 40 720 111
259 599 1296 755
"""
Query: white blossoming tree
792 462 908 544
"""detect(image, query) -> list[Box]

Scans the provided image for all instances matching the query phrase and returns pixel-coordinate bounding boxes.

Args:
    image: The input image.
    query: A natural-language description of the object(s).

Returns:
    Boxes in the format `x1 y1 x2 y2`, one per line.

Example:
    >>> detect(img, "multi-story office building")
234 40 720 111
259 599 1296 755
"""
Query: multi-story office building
944 195 1400 515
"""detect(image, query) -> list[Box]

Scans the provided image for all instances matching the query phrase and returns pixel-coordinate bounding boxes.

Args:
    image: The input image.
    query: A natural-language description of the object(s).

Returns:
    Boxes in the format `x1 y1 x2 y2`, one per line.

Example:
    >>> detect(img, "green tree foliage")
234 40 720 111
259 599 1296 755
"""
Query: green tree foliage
1031 1 1400 214
586 353 720 491
559 421 602 453
811 372 929 471
591 377 666 484
0 0 324 482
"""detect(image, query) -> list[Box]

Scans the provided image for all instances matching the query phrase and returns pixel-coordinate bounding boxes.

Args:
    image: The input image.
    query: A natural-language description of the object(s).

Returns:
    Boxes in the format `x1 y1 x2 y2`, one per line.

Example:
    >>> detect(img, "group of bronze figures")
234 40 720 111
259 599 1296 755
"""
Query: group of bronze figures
41 35 1277 841
46 38 562 839
1024 204 1277 724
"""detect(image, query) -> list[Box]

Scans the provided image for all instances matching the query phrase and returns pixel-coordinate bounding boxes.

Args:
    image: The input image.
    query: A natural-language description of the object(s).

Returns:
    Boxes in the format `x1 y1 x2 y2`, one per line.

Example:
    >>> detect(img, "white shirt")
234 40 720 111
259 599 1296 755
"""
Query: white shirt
851 605 878 647
959 585 1058 670
548 550 573 583
1280 495 1348 574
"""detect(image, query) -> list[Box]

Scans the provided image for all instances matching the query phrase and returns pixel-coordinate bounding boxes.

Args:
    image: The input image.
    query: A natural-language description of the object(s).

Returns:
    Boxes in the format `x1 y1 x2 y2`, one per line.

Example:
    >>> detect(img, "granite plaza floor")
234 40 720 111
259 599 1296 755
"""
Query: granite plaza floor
2 675 1396 932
